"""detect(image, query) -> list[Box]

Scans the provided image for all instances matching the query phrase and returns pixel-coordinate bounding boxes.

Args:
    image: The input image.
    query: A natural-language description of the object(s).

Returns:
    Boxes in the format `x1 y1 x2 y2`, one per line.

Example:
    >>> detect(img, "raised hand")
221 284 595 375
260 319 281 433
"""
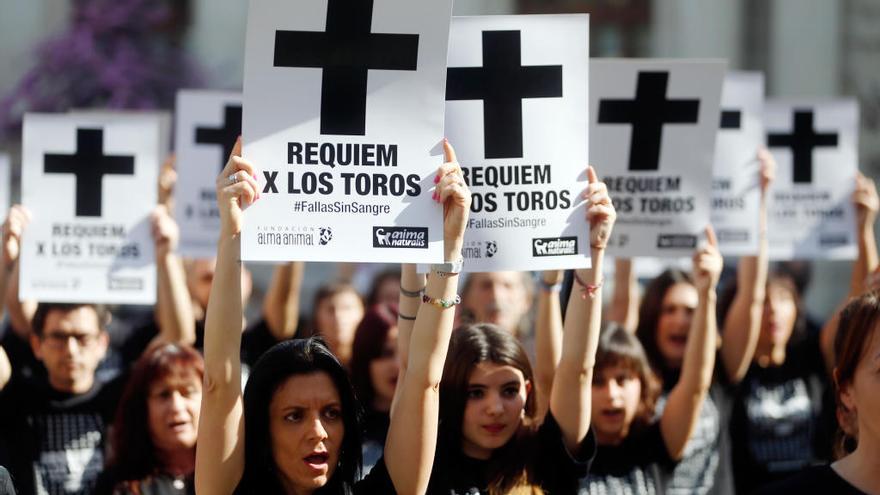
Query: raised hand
2 205 31 269
853 171 879 230
585 166 616 250
215 137 260 238
757 147 776 198
435 139 471 254
151 204 179 258
692 226 722 293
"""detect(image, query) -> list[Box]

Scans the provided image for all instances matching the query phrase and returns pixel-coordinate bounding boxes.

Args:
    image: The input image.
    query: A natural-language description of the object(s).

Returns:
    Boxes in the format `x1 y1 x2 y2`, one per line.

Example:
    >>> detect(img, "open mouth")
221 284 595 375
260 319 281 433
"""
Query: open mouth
601 407 624 421
303 452 330 468
168 419 190 431
482 423 506 434
668 334 688 346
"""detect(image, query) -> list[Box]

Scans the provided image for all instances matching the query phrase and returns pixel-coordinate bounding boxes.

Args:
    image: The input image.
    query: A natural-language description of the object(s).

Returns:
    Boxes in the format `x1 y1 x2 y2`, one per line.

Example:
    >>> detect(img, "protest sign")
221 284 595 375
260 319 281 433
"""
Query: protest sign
241 0 453 263
765 100 859 260
20 113 161 304
712 72 765 256
175 90 243 257
590 59 725 257
445 14 590 271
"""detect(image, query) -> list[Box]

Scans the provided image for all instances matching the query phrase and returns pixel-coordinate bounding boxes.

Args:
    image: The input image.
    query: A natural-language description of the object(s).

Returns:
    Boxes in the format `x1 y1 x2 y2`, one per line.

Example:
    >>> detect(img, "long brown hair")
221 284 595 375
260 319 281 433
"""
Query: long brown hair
108 343 204 481
832 290 880 457
438 324 543 495
349 303 398 409
635 269 693 377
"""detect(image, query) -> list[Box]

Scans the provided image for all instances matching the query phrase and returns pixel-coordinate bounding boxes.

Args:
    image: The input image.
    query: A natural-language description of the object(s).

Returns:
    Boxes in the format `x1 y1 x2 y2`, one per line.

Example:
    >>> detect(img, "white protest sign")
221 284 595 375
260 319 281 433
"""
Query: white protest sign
765 100 858 260
175 90 242 258
21 113 161 304
241 0 453 263
591 59 725 257
712 72 765 256
444 15 590 272
0 153 10 222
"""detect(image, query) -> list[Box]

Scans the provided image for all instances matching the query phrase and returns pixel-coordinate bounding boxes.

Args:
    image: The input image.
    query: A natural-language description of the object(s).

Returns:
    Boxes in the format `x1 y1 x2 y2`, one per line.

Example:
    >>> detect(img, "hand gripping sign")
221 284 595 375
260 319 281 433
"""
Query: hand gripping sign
240 0 453 263
765 99 859 260
444 14 590 272
590 59 725 258
21 113 161 304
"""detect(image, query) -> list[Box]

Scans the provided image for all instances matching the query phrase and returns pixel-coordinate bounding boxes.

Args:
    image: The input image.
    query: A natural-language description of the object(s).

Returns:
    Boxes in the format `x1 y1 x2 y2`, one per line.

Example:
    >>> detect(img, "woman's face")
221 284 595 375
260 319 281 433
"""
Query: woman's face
590 364 642 445
315 291 364 362
759 282 798 350
269 372 345 493
368 326 399 411
460 362 530 460
147 367 202 454
839 325 880 449
655 282 699 369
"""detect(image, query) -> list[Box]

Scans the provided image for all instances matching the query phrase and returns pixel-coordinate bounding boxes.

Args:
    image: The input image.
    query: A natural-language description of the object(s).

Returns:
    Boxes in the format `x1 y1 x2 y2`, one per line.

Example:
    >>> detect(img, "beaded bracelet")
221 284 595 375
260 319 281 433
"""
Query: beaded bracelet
422 293 461 309
573 271 603 300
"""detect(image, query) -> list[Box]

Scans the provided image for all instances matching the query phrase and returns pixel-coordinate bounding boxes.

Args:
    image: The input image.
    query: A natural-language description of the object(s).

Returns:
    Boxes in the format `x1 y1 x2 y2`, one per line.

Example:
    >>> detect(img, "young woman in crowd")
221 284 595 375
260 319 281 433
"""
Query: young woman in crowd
725 171 878 492
394 165 612 493
97 343 203 494
584 225 723 494
756 290 880 494
619 149 774 494
196 139 471 494
308 283 365 367
348 304 400 474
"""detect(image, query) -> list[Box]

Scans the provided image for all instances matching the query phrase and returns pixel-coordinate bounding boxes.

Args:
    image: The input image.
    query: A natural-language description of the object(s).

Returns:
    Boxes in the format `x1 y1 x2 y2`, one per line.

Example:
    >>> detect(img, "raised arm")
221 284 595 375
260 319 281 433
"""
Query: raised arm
534 270 563 421
195 138 259 495
385 140 470 494
389 263 426 413
608 258 639 332
720 148 774 384
261 261 305 341
820 172 879 370
661 226 722 460
550 166 616 452
152 204 196 346
2 205 36 340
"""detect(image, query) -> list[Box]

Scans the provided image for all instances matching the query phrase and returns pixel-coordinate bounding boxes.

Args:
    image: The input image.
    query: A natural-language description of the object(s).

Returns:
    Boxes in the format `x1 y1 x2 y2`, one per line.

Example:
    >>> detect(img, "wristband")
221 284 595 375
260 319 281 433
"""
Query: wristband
422 293 461 309
430 258 463 278
399 285 425 298
398 313 417 321
573 271 603 300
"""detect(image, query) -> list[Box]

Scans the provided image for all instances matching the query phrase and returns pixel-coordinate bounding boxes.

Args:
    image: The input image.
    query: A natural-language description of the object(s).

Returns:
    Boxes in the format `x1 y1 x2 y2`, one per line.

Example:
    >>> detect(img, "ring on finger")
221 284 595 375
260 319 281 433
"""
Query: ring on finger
227 173 239 185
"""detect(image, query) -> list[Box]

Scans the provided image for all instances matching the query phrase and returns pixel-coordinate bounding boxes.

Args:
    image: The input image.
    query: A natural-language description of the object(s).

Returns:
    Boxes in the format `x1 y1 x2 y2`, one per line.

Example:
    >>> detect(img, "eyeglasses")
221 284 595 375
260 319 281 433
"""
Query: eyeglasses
41 332 101 349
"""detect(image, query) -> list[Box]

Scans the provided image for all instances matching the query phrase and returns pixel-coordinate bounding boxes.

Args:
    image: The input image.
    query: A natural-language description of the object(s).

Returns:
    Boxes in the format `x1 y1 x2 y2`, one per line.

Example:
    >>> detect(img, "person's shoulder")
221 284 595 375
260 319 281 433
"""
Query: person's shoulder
752 465 866 495
0 466 15 495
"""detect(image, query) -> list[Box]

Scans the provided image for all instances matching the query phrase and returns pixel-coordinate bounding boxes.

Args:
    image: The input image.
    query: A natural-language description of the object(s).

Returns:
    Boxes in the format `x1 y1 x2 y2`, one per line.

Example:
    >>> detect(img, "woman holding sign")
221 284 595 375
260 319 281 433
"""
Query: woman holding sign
195 139 471 494
393 166 612 494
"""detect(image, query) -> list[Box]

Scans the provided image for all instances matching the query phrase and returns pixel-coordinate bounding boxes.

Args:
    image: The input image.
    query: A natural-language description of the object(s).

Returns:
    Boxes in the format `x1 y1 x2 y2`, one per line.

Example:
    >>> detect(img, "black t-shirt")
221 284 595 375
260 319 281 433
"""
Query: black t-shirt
360 408 390 477
730 334 831 493
751 465 867 495
234 458 397 494
582 421 675 495
428 413 595 494
0 374 125 495
95 470 194 495
654 361 736 495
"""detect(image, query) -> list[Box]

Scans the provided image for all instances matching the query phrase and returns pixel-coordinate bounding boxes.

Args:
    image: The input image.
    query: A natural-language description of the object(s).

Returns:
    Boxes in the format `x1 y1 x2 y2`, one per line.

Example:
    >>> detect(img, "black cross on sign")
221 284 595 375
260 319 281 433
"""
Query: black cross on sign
598 71 700 171
720 110 741 129
446 30 563 159
273 0 419 136
44 129 135 217
767 110 838 184
195 105 242 171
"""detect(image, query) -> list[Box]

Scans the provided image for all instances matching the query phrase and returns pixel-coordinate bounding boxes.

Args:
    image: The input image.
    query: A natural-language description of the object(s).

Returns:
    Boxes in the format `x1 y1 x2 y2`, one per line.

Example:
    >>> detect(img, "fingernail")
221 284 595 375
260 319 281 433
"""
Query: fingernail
443 137 448 143
434 175 440 184
252 174 257 180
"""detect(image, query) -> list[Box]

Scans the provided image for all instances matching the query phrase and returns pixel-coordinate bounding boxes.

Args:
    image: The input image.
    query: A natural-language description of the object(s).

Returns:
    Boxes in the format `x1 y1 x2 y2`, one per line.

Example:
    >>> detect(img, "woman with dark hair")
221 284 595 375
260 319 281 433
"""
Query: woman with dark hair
196 139 471 494
755 290 880 494
98 342 203 494
725 171 879 492
348 304 399 473
631 149 775 494
585 223 723 494
392 166 612 494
